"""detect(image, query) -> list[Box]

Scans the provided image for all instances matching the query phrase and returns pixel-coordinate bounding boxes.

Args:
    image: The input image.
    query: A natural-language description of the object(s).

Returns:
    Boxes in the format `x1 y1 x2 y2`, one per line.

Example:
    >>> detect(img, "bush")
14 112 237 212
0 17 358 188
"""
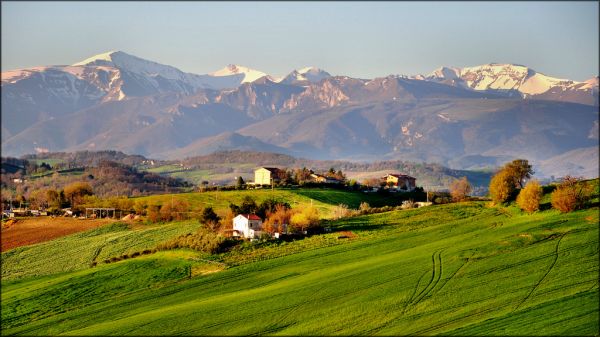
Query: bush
489 169 515 204
401 200 416 209
551 176 592 213
516 180 542 213
156 227 236 254
450 177 472 202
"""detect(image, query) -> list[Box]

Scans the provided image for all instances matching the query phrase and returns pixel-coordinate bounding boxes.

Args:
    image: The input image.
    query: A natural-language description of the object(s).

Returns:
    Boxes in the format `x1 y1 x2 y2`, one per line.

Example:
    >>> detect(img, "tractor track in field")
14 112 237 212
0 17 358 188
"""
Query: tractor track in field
402 249 444 314
434 254 473 295
513 232 568 312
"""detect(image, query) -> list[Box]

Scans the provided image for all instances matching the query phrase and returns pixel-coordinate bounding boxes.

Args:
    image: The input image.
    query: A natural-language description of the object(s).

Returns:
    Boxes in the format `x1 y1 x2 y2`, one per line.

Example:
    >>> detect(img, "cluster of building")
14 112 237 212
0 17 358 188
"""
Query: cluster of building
253 167 416 191
228 168 418 240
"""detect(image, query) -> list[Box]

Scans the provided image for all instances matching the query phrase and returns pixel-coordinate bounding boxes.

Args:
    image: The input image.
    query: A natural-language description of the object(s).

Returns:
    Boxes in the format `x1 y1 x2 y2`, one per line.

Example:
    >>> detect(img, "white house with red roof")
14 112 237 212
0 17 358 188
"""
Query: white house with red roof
233 214 264 239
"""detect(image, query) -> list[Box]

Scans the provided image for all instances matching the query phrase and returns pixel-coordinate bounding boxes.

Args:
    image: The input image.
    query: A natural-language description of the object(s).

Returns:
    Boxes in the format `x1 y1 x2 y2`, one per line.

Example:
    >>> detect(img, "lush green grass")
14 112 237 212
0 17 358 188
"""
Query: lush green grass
1 221 202 281
2 198 598 335
134 188 407 218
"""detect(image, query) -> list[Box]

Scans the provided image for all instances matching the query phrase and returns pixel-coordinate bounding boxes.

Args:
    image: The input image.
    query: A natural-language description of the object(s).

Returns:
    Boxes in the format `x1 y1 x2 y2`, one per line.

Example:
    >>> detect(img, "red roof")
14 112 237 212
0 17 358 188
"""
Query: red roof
241 214 261 220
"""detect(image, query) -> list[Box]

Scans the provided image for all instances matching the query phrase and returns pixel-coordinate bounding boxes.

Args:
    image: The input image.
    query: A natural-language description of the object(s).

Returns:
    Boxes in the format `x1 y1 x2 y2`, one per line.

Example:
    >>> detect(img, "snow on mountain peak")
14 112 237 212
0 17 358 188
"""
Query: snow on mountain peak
281 66 331 84
210 64 268 83
72 51 119 66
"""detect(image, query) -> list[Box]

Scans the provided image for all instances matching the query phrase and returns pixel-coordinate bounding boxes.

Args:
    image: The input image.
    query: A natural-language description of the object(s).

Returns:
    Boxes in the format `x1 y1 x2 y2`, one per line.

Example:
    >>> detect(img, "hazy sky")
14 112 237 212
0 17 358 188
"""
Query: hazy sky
2 1 598 81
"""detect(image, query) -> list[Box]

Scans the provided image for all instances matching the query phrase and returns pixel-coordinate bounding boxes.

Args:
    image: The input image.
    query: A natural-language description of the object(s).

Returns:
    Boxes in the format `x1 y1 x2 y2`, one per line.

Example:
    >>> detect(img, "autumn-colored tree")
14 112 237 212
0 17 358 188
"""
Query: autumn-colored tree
489 169 515 204
28 189 49 209
362 178 381 189
160 199 191 221
218 209 235 235
46 189 63 211
551 176 592 213
264 204 292 234
290 205 320 233
450 177 472 202
516 179 543 213
63 182 93 210
332 203 350 219
134 199 148 215
504 159 534 188
146 203 161 223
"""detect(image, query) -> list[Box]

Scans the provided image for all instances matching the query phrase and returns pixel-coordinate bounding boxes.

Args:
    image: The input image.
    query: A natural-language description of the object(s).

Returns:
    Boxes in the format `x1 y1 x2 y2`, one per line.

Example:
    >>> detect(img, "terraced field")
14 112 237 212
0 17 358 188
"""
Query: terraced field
1 196 598 335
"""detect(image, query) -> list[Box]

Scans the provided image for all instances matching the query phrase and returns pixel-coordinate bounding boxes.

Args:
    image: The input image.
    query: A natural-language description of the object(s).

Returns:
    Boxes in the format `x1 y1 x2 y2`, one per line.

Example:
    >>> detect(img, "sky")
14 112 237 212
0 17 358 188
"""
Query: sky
2 1 598 81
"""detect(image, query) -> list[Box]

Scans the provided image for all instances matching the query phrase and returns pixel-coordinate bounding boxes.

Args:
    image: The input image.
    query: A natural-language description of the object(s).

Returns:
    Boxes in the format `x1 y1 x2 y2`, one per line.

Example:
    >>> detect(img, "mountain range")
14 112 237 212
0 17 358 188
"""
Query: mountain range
2 51 598 178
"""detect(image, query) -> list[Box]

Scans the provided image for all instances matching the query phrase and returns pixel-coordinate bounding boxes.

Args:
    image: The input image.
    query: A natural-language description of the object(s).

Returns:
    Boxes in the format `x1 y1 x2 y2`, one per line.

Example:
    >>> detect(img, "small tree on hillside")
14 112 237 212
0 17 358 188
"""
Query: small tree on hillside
290 205 320 233
551 176 592 213
450 177 472 202
489 169 515 204
235 176 245 190
504 159 534 188
264 204 292 234
63 182 93 211
516 179 543 213
200 207 221 231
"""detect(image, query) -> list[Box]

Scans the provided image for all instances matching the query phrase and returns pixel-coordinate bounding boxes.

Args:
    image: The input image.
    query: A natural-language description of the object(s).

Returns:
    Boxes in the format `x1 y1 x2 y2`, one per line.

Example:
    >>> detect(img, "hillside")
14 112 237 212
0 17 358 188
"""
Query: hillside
1 197 597 335
155 150 493 189
133 188 414 219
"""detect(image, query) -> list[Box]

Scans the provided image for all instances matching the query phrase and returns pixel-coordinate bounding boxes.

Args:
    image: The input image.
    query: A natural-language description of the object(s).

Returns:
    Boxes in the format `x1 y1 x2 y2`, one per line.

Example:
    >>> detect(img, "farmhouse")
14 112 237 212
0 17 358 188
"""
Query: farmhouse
254 167 283 185
232 214 264 239
384 173 417 191
309 173 343 184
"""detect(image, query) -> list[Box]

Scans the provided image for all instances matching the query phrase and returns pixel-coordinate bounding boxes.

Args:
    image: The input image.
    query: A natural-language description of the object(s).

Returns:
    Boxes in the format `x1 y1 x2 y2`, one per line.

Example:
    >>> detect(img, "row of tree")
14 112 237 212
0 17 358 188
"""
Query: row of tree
488 159 593 213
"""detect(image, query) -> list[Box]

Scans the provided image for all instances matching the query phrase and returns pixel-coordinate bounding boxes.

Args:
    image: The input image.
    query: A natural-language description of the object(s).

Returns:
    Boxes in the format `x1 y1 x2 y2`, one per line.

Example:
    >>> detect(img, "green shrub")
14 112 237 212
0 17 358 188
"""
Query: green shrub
156 227 237 254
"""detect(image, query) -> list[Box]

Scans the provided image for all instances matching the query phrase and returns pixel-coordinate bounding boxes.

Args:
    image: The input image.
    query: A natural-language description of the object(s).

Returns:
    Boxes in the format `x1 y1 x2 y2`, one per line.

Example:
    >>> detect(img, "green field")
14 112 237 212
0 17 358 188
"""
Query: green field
2 188 598 336
1 221 202 280
134 188 411 218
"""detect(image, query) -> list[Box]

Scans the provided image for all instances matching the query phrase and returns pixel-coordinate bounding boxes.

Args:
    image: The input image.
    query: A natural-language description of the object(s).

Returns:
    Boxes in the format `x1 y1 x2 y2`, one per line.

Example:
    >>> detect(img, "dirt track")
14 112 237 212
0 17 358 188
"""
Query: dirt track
1 217 115 252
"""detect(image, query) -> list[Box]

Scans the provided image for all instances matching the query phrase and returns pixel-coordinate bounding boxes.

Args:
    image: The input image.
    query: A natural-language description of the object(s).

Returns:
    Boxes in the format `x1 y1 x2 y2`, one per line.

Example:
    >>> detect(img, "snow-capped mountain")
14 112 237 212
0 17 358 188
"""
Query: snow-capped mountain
426 63 598 105
2 52 598 178
280 66 332 84
210 64 269 84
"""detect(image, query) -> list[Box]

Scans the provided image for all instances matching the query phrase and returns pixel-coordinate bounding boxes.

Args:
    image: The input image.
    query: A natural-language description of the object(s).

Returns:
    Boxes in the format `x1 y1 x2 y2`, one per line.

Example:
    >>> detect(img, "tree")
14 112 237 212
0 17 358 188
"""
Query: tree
516 179 542 213
450 177 472 202
332 203 350 219
235 176 245 189
504 159 534 188
290 206 320 233
200 207 221 231
264 204 292 234
551 176 592 213
489 169 515 204
63 182 93 211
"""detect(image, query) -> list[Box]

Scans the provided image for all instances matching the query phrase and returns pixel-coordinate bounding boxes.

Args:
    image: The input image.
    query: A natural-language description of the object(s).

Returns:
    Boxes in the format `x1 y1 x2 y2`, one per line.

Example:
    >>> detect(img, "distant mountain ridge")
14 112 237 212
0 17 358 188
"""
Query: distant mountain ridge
425 63 598 105
2 51 598 179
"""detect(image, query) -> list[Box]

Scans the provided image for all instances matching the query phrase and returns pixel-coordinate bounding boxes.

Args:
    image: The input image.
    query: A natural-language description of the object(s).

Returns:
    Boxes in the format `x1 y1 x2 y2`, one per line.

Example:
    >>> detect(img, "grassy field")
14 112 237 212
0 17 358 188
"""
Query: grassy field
1 189 598 335
134 188 410 218
1 221 202 280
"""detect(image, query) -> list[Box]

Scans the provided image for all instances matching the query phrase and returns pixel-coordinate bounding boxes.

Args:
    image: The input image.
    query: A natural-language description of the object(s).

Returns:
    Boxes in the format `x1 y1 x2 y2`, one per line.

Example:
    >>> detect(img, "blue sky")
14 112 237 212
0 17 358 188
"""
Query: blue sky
2 1 598 80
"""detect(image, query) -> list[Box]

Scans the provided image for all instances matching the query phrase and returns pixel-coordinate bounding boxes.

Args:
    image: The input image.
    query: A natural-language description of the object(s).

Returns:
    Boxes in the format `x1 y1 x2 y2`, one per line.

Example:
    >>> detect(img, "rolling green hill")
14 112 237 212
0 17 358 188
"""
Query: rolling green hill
134 188 414 218
2 191 598 335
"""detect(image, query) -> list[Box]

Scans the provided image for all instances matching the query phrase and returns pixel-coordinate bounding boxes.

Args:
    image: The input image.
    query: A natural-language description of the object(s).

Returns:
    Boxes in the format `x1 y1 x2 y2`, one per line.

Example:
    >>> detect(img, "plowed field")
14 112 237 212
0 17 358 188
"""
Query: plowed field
1 217 115 252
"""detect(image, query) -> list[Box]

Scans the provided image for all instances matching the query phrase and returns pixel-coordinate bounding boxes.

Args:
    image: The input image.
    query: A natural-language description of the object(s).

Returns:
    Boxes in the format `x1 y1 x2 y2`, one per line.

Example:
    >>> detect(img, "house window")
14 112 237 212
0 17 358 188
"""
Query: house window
250 223 252 228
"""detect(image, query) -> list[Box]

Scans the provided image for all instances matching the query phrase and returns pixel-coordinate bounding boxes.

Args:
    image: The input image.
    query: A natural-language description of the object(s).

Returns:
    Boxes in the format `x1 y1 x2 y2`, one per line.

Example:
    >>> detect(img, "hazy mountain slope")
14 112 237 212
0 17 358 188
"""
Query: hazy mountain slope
238 98 598 168
163 132 291 159
2 95 255 157
536 146 599 178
